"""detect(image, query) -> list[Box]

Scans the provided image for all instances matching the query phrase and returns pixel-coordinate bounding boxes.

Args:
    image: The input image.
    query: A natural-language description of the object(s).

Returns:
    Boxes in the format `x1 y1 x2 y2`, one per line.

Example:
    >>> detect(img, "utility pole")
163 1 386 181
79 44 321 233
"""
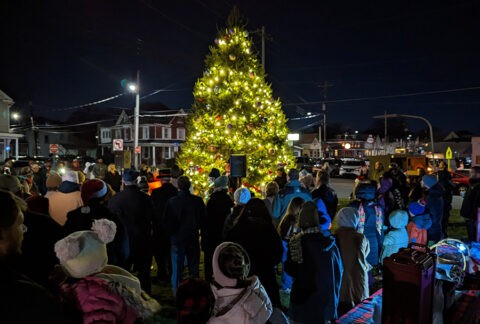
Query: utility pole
384 110 388 153
29 100 38 157
133 70 140 170
318 81 333 155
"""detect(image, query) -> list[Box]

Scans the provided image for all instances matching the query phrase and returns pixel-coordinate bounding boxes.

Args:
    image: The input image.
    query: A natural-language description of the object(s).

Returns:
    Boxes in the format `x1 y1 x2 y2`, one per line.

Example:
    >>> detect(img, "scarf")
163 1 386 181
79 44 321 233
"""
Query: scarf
357 202 383 236
289 227 320 263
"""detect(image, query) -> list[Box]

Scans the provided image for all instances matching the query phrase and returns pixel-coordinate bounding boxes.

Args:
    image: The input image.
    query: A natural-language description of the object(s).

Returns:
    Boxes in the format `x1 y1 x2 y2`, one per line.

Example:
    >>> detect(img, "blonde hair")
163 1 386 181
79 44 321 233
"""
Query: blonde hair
107 163 116 173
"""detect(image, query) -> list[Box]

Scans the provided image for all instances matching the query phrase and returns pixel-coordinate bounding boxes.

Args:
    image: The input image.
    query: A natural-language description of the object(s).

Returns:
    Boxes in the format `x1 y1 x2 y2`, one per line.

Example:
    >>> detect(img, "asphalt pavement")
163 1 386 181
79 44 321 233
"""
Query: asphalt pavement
330 177 464 209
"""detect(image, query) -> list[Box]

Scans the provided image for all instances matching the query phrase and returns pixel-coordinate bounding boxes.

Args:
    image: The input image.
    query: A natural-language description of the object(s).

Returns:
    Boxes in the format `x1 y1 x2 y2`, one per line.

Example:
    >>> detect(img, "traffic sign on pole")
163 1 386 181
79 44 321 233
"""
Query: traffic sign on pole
49 144 59 154
113 139 124 151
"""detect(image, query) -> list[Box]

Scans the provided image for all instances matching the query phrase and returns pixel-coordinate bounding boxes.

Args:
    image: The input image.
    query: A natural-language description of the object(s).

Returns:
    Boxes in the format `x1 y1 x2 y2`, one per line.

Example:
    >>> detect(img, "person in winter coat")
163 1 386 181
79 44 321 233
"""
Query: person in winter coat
222 187 251 239
226 198 283 308
285 201 343 323
311 169 338 222
422 174 444 243
47 170 83 226
277 196 305 292
151 170 178 283
53 219 160 323
104 163 122 193
406 200 432 245
64 179 130 268
334 207 371 316
0 190 66 324
460 166 480 242
272 168 312 222
163 175 205 294
202 175 234 281
349 181 384 267
208 242 273 323
274 166 287 190
108 169 154 293
263 181 279 218
380 209 409 262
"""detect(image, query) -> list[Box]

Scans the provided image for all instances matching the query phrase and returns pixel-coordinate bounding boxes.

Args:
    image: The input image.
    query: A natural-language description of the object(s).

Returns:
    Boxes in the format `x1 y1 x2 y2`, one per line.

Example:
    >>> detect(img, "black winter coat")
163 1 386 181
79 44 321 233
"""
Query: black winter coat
202 189 234 250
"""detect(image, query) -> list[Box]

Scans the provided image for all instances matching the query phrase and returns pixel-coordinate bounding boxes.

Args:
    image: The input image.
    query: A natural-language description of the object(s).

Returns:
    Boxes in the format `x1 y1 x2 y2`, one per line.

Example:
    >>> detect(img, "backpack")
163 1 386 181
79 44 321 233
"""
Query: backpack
176 278 214 324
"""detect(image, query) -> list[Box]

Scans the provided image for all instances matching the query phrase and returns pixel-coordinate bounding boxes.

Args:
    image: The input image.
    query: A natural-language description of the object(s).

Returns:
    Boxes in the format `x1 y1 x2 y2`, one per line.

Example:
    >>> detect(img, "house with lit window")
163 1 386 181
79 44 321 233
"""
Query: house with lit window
98 107 187 166
0 90 23 161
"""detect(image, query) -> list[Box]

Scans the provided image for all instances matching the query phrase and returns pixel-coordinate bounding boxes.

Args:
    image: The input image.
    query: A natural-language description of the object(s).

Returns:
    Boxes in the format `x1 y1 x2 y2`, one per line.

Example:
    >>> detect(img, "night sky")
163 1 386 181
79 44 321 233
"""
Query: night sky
1 0 479 134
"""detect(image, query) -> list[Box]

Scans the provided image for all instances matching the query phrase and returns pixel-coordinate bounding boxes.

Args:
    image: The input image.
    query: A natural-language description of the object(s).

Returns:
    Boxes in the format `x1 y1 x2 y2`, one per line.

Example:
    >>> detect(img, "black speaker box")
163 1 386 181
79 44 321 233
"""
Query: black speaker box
230 154 247 177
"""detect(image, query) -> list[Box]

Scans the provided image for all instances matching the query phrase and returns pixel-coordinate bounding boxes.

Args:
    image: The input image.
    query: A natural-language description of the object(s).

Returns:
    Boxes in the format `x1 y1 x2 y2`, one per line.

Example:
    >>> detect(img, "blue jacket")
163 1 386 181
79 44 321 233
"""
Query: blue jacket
425 184 444 243
380 210 409 263
285 232 343 323
272 180 312 219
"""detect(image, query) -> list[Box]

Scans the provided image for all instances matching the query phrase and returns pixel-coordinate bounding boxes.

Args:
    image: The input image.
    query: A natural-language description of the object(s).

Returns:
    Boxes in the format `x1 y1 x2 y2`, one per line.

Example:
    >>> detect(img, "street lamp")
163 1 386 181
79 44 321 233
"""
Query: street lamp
128 70 141 170
373 113 436 167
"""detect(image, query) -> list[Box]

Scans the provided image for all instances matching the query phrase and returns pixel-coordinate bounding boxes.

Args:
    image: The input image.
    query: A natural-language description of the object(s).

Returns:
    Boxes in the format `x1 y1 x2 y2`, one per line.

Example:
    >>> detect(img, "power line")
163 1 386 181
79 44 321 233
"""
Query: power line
284 86 480 107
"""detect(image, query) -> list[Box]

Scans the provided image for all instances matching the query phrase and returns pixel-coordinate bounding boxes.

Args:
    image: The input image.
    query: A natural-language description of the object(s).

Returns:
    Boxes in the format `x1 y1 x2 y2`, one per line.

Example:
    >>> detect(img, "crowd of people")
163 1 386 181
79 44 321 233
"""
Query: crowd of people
0 155 478 323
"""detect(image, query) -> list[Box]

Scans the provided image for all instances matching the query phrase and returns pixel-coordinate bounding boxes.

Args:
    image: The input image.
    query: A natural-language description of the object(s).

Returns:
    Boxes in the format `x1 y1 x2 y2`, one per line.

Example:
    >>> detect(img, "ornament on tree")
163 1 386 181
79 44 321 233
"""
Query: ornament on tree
227 123 233 129
209 145 216 152
249 72 255 79
215 153 222 160
247 123 253 131
214 38 219 45
262 117 268 123
255 101 261 107
197 98 203 103
215 115 223 121
198 167 204 173
228 28 234 35
229 54 236 61
268 148 276 155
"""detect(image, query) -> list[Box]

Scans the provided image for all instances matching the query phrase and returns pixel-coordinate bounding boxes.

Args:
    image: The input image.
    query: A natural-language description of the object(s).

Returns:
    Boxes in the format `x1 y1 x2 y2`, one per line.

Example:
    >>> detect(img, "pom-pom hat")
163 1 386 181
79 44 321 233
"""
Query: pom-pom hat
54 219 116 278
81 179 108 204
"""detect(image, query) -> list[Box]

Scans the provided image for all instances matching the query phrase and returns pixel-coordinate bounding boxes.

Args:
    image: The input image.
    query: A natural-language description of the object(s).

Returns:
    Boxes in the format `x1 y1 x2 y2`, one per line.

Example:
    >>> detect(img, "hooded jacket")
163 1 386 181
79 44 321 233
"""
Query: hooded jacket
406 213 432 245
380 210 409 262
285 231 343 323
334 208 371 311
272 179 312 220
208 242 272 324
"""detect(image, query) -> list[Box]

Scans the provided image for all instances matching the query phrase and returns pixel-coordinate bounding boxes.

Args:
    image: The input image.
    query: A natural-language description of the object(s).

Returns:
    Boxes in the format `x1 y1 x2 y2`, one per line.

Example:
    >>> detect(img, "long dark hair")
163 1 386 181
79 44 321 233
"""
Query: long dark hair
236 198 271 224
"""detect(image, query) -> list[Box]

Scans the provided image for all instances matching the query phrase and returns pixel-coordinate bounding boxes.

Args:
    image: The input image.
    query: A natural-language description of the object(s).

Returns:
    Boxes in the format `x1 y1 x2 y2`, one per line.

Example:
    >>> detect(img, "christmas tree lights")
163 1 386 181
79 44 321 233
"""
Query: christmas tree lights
177 16 294 196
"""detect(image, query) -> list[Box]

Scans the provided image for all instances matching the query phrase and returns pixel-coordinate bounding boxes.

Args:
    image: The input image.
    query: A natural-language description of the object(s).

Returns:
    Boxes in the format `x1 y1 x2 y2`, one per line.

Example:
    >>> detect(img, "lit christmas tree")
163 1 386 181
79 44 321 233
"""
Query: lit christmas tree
178 10 295 195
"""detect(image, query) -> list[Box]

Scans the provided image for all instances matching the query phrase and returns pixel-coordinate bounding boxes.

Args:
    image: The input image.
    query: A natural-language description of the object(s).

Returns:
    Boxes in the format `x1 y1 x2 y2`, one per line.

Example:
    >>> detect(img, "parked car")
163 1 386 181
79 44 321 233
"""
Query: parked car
339 158 363 178
296 156 315 173
313 158 341 177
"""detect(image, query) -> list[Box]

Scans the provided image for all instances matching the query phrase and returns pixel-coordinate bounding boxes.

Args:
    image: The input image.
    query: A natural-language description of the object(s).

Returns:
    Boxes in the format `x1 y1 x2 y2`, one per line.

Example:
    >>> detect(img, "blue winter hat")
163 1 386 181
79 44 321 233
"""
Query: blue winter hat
408 200 426 216
123 169 139 184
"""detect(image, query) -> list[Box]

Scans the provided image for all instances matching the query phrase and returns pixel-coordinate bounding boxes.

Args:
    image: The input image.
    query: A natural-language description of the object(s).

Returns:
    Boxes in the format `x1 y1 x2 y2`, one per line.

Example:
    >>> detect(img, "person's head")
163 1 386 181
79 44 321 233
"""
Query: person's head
208 168 220 181
438 160 446 170
233 187 251 206
62 170 79 184
107 163 116 173
335 207 360 229
214 175 229 190
287 168 299 181
176 278 214 324
389 209 409 229
122 169 139 186
315 169 330 186
470 166 480 180
408 200 426 217
0 189 27 257
285 197 304 217
276 166 285 177
171 164 184 179
389 162 399 174
300 172 314 189
44 162 52 172
72 159 79 168
46 172 62 191
97 158 103 164
31 163 40 173
54 219 116 278
177 175 191 191
375 161 384 171
265 181 279 198
298 201 319 230
212 242 250 288
26 195 49 215
0 174 24 196
81 179 108 205
238 198 271 223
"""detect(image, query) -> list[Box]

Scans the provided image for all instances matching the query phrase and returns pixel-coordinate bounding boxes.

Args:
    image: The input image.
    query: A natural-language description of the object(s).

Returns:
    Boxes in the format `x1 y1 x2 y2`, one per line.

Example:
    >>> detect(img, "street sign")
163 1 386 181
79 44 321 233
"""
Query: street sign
367 135 374 144
135 146 141 154
446 147 453 160
113 139 123 151
49 144 59 154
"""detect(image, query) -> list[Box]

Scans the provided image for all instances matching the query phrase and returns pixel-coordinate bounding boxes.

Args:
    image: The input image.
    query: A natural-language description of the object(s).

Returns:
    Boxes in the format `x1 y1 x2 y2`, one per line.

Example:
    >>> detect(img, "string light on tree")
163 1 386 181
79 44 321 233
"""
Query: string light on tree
177 8 294 195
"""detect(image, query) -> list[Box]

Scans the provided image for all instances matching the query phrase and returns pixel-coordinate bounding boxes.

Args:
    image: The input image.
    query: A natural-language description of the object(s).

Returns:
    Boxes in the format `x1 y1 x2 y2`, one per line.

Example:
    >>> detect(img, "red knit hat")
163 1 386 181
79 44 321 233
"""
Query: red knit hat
81 179 107 204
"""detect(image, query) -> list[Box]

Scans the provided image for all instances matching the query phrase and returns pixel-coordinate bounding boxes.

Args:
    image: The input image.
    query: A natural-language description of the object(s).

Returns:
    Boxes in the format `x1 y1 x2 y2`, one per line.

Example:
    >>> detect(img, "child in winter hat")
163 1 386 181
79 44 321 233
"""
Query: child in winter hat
380 210 409 263
54 219 160 323
406 199 432 245
208 242 273 323
233 187 251 206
